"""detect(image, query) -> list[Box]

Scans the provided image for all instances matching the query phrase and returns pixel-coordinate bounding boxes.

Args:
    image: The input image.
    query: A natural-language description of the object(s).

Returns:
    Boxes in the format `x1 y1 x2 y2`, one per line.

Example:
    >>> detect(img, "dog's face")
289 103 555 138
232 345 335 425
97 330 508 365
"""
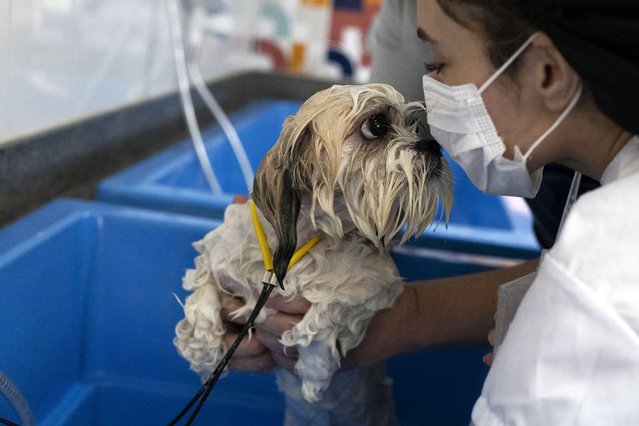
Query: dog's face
252 84 453 285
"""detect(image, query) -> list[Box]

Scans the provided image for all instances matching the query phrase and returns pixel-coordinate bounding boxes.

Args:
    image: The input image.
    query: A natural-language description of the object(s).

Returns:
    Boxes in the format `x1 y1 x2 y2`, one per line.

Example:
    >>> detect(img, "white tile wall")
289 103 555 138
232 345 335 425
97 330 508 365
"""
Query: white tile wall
0 0 269 144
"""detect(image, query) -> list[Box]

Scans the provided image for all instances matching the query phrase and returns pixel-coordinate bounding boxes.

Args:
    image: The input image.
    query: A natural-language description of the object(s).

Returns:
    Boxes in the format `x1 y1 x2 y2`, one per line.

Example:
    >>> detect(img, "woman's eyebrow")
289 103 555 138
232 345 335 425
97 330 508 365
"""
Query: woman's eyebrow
417 27 439 44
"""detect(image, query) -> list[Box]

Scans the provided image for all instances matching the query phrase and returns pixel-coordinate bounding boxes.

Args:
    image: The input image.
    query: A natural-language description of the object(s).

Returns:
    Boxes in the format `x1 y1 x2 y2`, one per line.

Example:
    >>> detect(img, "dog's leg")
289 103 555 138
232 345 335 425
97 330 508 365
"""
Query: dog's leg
275 362 396 426
174 257 227 379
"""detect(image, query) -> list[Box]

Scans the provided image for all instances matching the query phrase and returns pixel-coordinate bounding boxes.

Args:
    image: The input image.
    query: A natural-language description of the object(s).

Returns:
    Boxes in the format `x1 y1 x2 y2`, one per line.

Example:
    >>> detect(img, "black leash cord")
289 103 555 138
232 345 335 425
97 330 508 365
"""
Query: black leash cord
167 282 275 426
0 417 19 426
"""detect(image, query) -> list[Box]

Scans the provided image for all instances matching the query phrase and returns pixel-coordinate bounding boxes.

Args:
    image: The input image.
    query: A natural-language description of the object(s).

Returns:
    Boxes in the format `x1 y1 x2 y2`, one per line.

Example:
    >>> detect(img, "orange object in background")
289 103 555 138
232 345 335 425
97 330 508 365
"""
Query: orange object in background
257 0 383 77
288 42 307 73
301 0 332 6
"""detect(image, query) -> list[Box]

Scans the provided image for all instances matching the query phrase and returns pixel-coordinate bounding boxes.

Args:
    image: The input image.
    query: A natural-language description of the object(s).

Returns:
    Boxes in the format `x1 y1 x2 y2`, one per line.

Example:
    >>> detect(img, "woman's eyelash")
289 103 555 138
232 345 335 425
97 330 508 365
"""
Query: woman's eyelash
424 62 444 73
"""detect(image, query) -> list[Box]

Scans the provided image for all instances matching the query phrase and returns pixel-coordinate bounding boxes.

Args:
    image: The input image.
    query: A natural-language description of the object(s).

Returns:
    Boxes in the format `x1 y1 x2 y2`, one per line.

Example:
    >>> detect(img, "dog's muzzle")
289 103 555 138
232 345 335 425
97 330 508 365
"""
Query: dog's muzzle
413 137 442 156
407 107 441 156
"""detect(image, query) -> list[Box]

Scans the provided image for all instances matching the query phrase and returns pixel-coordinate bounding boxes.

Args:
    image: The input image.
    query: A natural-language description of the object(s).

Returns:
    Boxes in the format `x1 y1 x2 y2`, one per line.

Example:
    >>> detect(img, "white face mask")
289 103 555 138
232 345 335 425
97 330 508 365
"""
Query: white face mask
423 33 582 198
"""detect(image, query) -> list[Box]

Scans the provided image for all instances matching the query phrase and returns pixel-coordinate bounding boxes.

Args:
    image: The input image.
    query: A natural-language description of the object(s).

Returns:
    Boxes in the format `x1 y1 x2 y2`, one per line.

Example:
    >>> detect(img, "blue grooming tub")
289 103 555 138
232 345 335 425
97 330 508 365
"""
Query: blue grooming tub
0 199 494 425
97 100 301 220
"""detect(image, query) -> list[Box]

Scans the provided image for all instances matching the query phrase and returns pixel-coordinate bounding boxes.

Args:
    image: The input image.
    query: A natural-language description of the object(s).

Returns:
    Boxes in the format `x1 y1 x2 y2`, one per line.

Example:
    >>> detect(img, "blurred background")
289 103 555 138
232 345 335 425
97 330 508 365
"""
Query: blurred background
0 0 381 144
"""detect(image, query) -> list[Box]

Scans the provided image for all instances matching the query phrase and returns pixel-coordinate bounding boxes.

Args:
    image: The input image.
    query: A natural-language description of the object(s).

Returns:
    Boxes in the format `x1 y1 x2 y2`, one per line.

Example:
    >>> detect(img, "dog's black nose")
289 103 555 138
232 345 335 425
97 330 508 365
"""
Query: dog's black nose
414 138 441 155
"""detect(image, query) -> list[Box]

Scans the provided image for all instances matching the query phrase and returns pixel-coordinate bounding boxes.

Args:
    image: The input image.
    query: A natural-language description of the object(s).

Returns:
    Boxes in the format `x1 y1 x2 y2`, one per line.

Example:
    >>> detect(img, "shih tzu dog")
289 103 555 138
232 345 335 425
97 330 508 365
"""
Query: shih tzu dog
174 83 453 425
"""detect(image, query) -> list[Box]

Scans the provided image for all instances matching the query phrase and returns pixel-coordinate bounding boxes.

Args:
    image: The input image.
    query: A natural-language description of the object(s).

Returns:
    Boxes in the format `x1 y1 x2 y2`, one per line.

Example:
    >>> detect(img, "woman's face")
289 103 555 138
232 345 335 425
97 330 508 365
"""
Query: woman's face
417 0 547 163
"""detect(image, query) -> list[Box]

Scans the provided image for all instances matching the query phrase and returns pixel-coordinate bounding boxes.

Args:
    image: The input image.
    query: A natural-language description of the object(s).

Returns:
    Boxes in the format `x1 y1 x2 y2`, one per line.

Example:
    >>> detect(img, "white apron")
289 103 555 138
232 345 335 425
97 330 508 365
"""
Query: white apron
472 136 639 425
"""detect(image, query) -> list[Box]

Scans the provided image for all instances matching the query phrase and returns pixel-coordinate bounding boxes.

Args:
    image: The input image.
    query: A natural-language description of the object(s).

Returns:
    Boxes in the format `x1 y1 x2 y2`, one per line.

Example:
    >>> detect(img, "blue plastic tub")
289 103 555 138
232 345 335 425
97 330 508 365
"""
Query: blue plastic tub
96 100 540 259
97 100 301 220
0 199 495 425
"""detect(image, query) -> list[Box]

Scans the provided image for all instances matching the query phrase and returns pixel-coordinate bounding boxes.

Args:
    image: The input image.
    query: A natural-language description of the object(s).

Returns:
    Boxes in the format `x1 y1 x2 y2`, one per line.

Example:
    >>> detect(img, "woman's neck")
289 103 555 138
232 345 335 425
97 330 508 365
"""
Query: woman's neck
555 106 633 181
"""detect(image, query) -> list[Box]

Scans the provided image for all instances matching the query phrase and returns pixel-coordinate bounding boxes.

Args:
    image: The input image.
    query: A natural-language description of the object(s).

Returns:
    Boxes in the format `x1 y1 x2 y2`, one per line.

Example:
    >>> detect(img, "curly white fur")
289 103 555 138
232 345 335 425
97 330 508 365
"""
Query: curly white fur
176 204 403 395
174 83 453 425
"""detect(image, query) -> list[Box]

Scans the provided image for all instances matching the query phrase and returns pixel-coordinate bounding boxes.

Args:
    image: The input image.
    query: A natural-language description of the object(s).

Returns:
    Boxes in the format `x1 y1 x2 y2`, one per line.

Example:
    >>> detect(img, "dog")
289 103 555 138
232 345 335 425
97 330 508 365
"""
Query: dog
174 83 453 425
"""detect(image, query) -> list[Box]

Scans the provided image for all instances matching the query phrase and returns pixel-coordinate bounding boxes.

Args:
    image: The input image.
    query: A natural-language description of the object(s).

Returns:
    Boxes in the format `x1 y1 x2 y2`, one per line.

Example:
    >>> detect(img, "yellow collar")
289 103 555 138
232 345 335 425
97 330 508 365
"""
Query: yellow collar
249 200 321 286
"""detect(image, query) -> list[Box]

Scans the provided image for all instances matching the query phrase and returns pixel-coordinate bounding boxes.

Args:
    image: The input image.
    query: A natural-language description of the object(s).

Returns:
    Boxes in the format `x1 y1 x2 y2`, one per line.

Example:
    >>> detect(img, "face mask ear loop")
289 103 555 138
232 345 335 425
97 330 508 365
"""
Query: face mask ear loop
557 170 582 236
521 84 583 162
478 32 540 95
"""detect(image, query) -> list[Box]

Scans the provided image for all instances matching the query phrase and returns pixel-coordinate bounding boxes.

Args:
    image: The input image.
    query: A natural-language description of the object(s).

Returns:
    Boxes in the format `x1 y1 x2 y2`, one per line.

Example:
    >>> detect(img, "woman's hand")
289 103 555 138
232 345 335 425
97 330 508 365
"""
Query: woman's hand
222 293 311 373
482 329 496 367
257 295 311 370
224 194 311 373
220 294 273 373
224 286 415 373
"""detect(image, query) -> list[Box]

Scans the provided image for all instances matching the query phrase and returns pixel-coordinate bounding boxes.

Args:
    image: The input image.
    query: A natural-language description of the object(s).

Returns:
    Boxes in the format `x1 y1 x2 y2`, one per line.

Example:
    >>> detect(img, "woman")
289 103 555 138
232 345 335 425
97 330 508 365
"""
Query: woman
226 0 639 422
369 0 601 249
417 0 639 423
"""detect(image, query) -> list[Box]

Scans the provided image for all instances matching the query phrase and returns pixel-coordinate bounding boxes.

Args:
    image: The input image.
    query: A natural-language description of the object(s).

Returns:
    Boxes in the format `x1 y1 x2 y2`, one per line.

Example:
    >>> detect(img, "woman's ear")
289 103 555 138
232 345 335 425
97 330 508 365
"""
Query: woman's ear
531 33 581 112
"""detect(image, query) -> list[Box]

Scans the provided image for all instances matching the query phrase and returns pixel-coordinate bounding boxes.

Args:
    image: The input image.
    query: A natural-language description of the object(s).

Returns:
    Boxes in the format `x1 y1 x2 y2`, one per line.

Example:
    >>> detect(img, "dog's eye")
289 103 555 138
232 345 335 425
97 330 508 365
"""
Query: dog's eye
361 113 390 141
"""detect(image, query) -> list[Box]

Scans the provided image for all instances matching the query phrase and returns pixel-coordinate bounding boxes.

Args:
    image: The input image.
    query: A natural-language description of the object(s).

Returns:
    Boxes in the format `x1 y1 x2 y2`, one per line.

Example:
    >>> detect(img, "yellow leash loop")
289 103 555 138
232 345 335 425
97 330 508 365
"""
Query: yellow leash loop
249 200 321 287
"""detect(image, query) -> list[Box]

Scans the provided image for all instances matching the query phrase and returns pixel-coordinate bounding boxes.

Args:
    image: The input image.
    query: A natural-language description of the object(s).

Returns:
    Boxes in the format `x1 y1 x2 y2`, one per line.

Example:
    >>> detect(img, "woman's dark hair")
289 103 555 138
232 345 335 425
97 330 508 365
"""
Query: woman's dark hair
436 0 536 74
437 0 639 135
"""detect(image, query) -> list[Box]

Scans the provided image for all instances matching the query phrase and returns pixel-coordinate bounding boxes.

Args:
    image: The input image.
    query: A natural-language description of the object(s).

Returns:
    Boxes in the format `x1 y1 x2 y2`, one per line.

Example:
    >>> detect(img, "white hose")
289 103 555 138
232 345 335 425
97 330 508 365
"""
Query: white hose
167 0 222 193
73 2 139 114
187 57 254 192
0 371 35 426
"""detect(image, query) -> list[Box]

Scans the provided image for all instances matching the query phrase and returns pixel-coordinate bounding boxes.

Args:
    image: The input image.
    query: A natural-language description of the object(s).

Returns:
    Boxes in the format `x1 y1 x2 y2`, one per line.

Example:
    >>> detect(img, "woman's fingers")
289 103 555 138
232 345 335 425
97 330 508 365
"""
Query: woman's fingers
483 328 496 366
223 329 273 373
220 294 272 373
258 330 299 370
255 314 300 371
256 327 299 357
487 328 496 346
258 310 303 336
222 327 298 372
227 351 273 373
221 296 246 325
265 294 311 314
271 351 298 370
220 294 309 373
482 352 494 367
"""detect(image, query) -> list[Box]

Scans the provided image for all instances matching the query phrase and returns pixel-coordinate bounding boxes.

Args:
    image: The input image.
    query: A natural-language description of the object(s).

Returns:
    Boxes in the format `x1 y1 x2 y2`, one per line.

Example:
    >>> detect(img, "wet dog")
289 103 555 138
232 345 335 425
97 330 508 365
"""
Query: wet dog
174 84 453 425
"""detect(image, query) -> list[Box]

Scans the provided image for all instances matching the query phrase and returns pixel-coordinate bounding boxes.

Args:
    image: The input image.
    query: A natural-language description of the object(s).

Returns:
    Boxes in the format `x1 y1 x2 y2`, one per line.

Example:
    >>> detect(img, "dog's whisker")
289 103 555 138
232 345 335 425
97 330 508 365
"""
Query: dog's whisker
173 293 186 310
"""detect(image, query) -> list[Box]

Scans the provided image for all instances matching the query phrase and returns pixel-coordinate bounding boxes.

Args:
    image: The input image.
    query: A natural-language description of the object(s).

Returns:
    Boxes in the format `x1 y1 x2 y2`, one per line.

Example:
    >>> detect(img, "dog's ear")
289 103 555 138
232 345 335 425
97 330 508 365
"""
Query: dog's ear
251 120 310 287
